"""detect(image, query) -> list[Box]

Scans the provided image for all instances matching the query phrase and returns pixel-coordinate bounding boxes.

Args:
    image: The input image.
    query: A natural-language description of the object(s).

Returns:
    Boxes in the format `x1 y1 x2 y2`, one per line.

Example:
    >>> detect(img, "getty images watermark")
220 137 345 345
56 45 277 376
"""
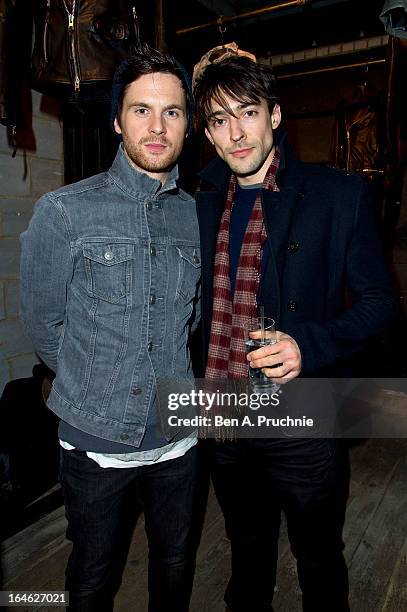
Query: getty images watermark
166 389 314 430
156 378 407 439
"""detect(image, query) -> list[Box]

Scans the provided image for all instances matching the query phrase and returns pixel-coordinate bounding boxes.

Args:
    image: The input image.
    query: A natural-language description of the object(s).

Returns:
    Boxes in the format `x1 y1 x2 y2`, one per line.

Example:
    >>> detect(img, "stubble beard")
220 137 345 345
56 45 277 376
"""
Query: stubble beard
123 135 178 175
228 149 267 176
227 141 274 179
228 154 262 177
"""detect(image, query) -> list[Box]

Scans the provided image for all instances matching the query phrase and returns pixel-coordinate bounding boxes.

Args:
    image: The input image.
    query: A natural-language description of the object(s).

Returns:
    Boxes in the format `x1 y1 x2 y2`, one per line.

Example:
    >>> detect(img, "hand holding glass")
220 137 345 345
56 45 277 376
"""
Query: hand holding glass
244 316 277 391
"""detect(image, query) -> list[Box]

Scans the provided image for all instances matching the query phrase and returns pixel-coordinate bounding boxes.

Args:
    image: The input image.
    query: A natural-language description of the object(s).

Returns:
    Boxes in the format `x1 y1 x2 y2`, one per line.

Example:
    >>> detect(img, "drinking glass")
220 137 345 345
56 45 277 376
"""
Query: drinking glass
244 316 277 392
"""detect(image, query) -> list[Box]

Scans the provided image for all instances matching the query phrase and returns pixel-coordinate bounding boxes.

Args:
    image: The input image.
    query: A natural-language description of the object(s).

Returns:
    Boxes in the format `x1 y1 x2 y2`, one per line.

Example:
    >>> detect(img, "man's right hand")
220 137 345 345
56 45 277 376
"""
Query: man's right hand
246 331 302 384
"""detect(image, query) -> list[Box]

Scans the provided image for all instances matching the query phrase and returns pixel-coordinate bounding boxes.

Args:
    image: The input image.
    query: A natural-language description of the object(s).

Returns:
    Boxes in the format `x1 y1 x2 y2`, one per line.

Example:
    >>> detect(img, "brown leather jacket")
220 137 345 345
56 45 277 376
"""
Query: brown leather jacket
331 85 384 174
0 0 141 126
31 0 140 96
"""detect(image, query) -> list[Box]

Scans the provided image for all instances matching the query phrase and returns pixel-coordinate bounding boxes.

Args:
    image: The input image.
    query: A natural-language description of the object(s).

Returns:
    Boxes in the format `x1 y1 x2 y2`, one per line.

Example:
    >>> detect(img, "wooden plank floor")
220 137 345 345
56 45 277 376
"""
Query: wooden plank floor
2 438 407 612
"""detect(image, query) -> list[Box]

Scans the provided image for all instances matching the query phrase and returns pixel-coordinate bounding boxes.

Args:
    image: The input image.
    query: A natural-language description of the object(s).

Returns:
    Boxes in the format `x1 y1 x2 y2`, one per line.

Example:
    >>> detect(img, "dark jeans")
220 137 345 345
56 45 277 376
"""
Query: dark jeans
210 438 350 612
60 445 197 612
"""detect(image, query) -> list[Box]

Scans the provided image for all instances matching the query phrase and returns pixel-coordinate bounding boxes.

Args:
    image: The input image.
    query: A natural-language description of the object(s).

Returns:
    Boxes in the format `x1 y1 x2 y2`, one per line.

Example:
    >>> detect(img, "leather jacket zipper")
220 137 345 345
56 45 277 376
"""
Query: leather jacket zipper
62 0 81 92
43 0 51 64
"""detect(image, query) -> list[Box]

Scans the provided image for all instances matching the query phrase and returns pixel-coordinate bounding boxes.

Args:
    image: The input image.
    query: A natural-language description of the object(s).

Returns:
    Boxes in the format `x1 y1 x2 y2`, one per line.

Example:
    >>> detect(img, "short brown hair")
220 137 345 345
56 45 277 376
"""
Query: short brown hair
194 55 279 128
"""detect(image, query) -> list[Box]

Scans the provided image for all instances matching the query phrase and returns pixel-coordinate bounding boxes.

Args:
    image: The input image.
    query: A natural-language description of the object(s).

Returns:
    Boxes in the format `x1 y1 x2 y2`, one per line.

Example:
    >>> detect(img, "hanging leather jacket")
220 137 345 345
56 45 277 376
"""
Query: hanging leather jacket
331 85 385 174
31 0 141 98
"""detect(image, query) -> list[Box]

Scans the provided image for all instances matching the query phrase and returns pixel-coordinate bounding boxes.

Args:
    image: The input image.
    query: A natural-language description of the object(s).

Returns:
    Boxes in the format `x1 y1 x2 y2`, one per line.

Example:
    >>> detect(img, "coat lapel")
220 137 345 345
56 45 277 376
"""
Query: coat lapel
195 189 225 352
258 159 307 323
196 190 225 271
262 175 306 280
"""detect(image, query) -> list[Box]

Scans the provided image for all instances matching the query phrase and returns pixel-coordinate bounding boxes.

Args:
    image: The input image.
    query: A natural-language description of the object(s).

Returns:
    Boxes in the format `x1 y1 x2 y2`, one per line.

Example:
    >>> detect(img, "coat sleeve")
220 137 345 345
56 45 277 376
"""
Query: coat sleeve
20 194 73 373
286 180 399 374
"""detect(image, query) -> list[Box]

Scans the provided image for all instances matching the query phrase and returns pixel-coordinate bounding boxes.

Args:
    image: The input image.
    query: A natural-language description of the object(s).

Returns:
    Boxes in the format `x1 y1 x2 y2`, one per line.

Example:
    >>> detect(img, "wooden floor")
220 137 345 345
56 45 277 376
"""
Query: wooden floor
2 438 407 612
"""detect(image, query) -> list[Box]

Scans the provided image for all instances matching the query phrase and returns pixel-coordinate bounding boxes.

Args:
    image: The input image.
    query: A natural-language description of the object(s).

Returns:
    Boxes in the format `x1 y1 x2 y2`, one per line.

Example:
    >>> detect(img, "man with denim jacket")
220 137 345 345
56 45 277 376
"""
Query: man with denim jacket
20 46 200 612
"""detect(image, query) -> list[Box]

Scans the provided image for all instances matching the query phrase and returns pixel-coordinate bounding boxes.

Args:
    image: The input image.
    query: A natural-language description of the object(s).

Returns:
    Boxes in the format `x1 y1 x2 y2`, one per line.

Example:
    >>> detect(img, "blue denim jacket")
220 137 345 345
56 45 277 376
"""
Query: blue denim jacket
20 145 200 447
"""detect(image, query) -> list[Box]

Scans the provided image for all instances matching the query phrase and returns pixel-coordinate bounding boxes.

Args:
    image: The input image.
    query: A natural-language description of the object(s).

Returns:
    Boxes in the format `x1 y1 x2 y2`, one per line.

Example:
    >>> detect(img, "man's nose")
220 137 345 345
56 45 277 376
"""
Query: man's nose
149 113 166 135
229 117 245 142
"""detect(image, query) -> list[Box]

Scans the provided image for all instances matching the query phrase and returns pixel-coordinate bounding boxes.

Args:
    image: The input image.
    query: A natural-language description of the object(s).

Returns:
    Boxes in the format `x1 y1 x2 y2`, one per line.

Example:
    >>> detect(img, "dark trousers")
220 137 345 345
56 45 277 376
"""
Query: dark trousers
210 438 350 612
60 445 197 612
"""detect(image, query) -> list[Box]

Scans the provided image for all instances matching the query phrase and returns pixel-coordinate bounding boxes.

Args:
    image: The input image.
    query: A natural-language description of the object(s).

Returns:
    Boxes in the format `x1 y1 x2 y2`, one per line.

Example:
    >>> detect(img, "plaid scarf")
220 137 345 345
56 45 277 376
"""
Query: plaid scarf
205 147 281 380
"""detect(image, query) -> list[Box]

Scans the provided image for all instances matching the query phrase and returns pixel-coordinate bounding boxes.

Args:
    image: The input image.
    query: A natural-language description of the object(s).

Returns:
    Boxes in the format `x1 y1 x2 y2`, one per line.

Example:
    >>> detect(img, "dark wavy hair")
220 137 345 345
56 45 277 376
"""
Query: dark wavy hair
194 55 279 128
111 44 193 135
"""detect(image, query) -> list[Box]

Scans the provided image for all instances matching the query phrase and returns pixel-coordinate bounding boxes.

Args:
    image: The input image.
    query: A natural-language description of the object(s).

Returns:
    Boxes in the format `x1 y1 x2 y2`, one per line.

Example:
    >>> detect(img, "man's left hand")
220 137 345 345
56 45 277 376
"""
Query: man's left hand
246 331 302 384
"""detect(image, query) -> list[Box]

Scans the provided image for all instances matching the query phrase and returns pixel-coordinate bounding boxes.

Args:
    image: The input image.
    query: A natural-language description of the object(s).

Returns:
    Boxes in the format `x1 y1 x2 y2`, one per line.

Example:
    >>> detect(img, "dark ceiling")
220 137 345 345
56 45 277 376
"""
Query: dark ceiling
170 0 387 69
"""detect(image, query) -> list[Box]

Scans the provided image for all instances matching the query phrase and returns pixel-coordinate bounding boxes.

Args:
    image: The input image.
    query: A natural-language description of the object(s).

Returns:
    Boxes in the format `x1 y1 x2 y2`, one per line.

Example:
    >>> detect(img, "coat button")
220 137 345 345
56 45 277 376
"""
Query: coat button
146 201 153 211
104 250 114 261
131 387 141 396
120 433 129 441
193 254 200 264
149 294 156 305
288 240 300 253
150 246 156 256
287 300 298 312
147 341 153 352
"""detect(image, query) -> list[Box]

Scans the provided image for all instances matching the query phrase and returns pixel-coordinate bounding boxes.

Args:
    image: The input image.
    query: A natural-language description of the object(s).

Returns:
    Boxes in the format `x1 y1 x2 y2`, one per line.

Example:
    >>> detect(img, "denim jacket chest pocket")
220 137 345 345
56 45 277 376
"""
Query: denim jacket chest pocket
175 246 201 303
83 242 134 303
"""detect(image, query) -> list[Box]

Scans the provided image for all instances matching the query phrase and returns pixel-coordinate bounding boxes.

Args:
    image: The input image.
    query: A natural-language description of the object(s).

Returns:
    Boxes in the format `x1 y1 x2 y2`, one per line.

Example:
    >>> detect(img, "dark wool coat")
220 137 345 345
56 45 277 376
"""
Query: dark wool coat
195 132 399 376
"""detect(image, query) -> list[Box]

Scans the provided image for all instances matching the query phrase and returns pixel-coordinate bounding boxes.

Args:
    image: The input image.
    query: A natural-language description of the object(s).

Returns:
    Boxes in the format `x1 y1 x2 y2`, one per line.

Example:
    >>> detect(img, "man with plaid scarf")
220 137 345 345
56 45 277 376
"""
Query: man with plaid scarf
193 49 398 612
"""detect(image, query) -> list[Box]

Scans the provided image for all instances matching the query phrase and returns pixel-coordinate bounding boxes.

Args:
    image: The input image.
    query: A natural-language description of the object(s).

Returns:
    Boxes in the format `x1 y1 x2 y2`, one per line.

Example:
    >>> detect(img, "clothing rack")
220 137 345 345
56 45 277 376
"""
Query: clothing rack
176 0 311 35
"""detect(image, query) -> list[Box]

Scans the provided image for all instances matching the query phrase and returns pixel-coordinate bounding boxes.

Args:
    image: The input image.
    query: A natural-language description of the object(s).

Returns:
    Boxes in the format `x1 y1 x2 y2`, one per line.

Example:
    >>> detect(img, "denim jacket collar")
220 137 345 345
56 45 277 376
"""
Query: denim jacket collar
108 143 185 199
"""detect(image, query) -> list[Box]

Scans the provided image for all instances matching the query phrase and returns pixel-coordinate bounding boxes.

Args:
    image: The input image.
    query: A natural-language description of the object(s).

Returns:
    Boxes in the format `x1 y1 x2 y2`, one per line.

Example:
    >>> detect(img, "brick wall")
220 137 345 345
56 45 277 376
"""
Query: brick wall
0 91 63 394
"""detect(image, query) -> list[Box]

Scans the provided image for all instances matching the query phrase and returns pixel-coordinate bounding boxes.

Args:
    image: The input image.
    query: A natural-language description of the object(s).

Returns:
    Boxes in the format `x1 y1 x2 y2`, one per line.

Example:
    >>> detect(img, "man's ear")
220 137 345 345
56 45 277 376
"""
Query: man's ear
114 116 122 135
205 127 214 145
271 104 282 130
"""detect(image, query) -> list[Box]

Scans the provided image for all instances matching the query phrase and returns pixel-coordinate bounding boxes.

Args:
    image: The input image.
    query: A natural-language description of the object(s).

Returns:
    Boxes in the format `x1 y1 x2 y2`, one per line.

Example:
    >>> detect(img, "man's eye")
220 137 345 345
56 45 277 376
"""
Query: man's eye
165 109 180 118
244 110 257 118
212 118 226 127
134 108 149 115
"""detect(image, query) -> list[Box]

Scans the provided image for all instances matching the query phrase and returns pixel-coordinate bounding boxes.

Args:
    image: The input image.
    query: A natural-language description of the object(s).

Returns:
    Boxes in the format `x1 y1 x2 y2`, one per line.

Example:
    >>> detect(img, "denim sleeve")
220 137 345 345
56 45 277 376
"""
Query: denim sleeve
20 194 73 373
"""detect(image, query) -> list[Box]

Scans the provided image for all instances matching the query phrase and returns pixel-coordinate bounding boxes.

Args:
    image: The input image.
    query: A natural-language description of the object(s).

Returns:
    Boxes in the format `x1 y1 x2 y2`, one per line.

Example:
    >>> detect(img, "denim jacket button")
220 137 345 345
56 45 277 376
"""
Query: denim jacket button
150 246 156 256
146 201 153 211
120 433 129 441
147 341 153 352
131 387 142 395
104 250 114 261
149 294 156 305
